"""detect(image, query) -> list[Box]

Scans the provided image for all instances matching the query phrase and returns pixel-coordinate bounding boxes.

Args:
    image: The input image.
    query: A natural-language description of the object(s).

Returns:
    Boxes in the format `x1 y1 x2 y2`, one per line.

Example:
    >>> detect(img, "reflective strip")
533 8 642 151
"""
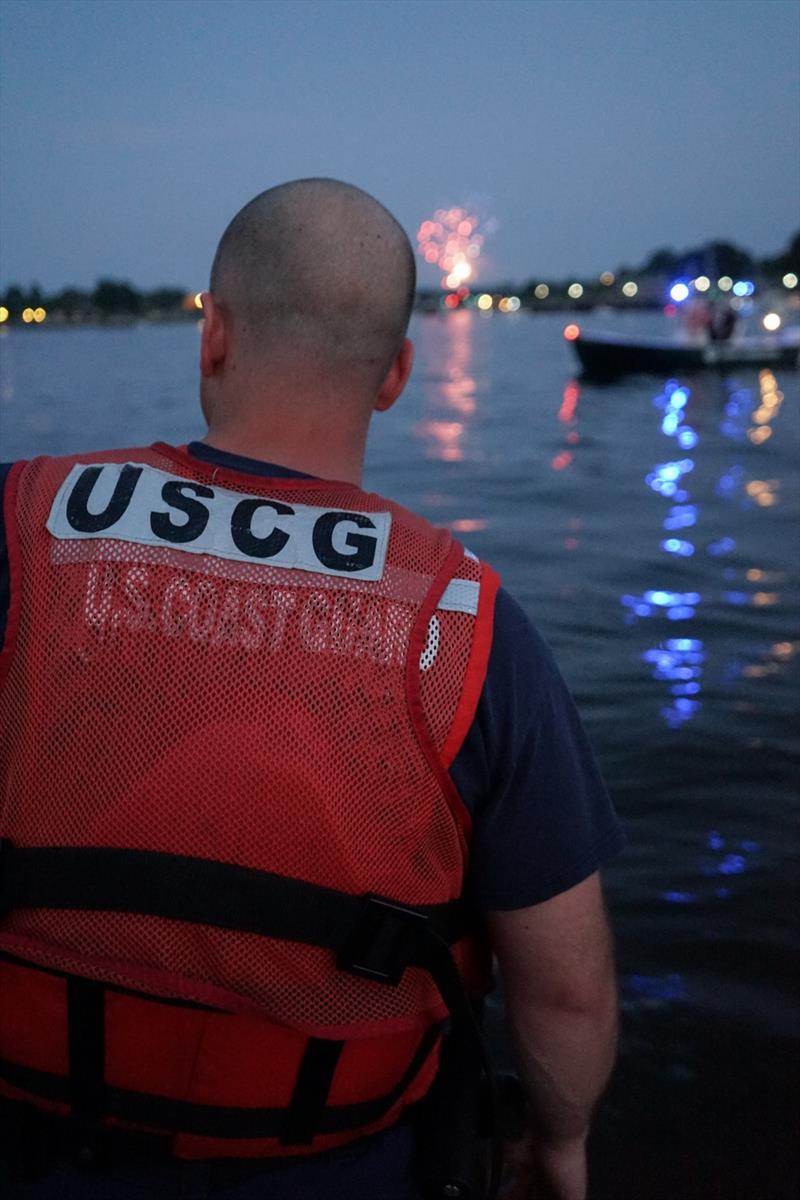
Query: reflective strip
436 579 479 616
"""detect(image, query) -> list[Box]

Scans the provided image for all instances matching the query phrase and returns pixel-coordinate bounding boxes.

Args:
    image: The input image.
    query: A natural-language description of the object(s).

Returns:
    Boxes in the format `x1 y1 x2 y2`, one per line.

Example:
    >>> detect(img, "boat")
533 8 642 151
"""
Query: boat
564 324 800 379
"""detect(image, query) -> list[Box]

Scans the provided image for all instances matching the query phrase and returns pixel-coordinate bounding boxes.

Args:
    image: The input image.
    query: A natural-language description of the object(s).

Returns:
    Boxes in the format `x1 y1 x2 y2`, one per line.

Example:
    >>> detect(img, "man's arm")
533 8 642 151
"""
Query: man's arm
487 871 619 1200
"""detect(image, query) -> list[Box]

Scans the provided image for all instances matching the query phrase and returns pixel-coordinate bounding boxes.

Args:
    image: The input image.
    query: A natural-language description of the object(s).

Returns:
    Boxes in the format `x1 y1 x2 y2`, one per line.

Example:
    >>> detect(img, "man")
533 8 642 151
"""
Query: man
0 179 623 1200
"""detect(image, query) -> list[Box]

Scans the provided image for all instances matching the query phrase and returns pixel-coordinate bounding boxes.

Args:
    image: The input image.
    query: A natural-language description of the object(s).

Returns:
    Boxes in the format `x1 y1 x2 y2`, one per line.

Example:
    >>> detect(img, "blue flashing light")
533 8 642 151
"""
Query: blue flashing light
707 832 725 850
644 590 700 607
720 420 744 441
671 682 701 695
645 590 675 606
662 413 679 435
634 603 652 617
664 505 698 530
626 973 687 1002
670 387 689 407
732 280 755 297
719 854 746 876
661 890 697 904
667 606 695 620
715 887 732 900
669 283 690 303
678 429 698 449
661 538 695 556
716 467 744 497
707 537 736 556
723 591 749 606
666 638 703 651
740 840 760 853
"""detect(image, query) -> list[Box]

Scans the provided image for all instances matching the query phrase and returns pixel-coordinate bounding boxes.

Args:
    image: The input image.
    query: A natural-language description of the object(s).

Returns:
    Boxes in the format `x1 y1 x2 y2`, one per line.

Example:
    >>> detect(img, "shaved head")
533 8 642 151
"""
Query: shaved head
209 179 416 390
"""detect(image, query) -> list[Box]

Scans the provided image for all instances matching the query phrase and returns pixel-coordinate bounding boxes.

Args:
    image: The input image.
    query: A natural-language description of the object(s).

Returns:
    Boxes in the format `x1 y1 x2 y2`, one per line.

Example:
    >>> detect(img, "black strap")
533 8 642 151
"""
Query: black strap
280 1038 345 1147
0 1020 446 1139
0 843 466 954
66 978 106 1121
1 841 497 1186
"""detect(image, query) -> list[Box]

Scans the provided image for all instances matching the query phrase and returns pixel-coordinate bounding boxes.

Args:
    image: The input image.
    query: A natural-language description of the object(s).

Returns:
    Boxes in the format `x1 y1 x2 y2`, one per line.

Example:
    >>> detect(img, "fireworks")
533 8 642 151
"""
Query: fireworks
416 206 495 291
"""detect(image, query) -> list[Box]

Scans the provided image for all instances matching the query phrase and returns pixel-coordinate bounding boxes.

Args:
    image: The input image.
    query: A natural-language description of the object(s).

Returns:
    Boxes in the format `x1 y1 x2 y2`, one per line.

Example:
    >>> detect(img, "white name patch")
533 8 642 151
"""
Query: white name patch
47 463 391 581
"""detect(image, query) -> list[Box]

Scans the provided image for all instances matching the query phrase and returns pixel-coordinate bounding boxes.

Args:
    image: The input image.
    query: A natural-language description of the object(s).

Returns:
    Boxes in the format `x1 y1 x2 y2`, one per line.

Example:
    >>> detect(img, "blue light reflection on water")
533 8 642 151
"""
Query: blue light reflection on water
621 364 793 732
625 973 688 1003
628 380 709 727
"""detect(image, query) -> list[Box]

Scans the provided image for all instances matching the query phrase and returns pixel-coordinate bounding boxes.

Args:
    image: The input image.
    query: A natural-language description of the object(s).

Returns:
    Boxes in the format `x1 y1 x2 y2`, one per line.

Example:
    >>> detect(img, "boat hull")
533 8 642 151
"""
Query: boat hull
571 332 800 379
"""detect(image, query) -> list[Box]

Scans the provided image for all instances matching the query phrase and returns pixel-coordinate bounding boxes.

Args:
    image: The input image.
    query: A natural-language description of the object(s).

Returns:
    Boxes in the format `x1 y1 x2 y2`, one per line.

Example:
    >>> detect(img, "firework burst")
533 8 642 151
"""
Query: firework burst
416 206 495 291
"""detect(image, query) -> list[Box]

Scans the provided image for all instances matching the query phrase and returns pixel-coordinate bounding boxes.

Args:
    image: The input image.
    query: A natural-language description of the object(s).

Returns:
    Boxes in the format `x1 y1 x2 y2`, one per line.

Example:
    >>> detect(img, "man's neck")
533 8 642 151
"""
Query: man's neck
201 427 367 486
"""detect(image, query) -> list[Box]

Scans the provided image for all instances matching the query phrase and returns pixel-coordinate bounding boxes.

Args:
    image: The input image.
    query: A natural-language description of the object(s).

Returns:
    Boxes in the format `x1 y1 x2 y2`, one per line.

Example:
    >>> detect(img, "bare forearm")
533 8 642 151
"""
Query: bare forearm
487 876 621 1200
506 990 618 1144
497 995 617 1200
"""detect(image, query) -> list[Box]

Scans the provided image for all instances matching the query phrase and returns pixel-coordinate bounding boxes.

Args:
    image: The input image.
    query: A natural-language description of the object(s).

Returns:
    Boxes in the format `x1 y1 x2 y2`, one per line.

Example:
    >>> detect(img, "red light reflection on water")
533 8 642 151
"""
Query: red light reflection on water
559 381 580 424
416 420 465 461
415 309 478 462
451 518 488 533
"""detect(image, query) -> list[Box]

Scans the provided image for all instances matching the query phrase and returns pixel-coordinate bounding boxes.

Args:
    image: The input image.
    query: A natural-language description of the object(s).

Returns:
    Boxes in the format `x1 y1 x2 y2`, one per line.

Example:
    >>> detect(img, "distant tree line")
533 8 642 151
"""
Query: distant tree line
2 232 798 323
0 278 194 322
616 230 800 284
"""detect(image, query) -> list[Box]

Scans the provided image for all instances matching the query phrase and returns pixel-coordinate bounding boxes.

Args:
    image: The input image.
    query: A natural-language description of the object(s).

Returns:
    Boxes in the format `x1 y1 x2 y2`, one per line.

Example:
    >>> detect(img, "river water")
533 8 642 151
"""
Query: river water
1 312 798 1198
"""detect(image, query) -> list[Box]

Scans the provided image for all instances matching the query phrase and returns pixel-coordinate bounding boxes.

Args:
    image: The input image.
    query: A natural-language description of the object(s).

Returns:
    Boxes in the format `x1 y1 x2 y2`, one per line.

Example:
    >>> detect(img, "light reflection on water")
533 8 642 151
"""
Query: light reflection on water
1 312 798 1195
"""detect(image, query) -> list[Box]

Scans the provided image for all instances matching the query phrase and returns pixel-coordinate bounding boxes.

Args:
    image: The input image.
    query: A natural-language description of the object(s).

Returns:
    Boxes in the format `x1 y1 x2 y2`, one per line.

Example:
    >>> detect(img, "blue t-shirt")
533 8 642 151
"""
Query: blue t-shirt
0 443 624 1194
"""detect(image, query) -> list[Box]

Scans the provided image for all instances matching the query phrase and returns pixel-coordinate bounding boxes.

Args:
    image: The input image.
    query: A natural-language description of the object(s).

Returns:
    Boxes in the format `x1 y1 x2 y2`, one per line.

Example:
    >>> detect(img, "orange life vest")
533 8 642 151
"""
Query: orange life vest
0 443 499 1159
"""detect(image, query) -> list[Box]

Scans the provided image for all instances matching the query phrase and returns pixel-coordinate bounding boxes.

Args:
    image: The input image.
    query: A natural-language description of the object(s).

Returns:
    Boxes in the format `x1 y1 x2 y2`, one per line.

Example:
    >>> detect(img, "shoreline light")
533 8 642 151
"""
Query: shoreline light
670 283 690 303
718 276 733 292
762 312 781 332
782 272 798 289
534 283 550 299
563 323 580 341
694 276 710 292
0 307 8 324
622 281 638 297
477 293 493 310
567 282 584 299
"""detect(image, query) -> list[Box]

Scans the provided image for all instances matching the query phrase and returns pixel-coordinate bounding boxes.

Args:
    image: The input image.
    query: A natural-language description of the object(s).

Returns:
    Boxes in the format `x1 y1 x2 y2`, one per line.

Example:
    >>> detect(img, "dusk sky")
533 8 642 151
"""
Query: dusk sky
1 0 798 292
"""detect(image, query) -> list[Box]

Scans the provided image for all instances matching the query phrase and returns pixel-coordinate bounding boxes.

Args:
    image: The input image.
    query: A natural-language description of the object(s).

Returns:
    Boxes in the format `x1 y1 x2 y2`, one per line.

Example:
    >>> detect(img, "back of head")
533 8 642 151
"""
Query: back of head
210 179 416 394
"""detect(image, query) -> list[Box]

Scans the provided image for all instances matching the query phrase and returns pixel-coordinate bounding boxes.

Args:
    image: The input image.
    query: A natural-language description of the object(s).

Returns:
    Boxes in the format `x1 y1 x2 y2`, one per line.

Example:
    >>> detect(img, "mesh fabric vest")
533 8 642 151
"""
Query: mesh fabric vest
0 443 498 1157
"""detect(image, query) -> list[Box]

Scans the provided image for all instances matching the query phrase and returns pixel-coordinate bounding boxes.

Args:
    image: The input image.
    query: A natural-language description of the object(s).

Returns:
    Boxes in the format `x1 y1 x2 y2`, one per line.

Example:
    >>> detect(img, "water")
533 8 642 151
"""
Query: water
1 312 798 1198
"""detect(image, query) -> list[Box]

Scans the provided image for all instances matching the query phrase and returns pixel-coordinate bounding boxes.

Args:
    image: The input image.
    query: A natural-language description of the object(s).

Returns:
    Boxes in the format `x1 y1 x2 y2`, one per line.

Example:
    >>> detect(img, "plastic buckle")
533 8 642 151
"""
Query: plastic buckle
338 894 429 986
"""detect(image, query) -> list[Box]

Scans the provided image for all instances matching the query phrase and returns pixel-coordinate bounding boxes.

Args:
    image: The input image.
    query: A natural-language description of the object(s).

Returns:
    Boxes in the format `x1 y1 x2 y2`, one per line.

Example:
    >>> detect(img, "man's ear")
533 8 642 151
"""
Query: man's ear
199 292 228 378
374 338 414 412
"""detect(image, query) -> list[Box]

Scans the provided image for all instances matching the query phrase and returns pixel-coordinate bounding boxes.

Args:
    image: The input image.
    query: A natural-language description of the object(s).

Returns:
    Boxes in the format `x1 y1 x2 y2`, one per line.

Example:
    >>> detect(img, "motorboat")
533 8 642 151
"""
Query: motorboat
564 324 800 379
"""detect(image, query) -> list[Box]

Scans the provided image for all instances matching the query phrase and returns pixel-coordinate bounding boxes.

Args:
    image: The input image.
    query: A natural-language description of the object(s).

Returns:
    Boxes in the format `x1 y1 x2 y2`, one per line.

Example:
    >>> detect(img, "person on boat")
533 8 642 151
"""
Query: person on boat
0 178 623 1200
683 294 712 342
709 295 737 342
